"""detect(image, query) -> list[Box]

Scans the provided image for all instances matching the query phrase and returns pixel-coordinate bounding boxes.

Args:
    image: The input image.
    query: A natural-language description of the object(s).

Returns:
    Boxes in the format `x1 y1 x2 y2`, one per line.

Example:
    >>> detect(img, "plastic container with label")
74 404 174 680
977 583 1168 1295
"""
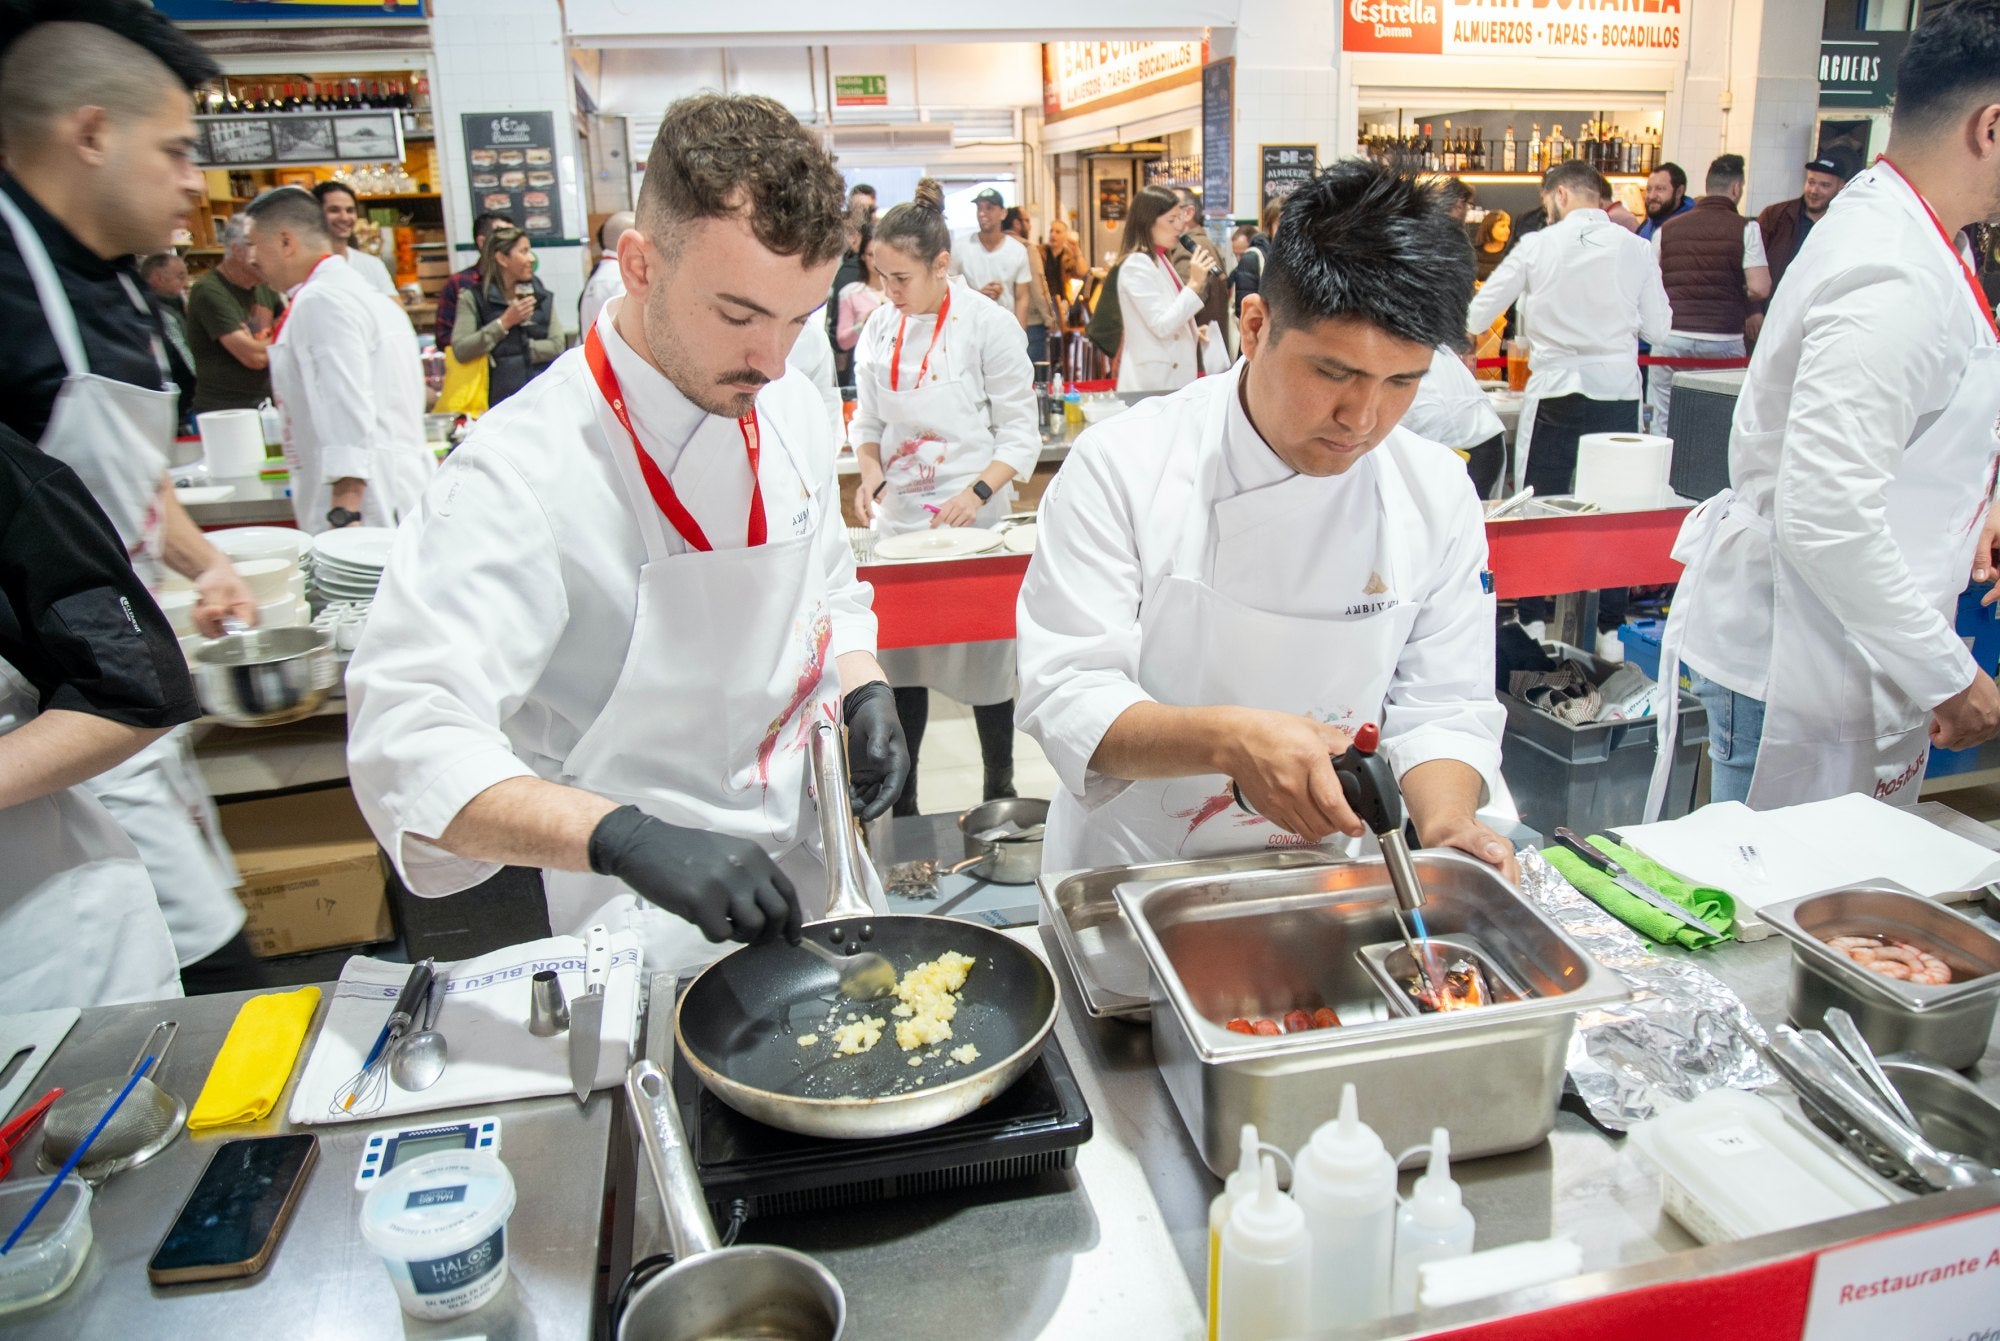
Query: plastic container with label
0 1176 92 1316
1627 1088 1894 1244
360 1149 517 1320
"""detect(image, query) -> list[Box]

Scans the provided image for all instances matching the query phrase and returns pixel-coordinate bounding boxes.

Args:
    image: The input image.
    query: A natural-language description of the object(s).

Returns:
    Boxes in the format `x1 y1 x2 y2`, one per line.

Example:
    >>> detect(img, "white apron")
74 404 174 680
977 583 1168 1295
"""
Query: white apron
0 188 171 581
0 663 181 1011
1646 191 2000 818
1514 350 1638 493
546 332 884 975
1044 387 1426 872
0 188 244 965
872 298 1017 706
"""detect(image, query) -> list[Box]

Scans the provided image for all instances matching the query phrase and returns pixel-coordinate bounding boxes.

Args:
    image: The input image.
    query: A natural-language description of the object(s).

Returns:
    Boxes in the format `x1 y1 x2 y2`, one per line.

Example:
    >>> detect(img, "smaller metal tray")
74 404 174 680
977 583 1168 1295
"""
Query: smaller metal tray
1759 887 2000 1013
1355 936 1532 1017
1035 849 1341 1019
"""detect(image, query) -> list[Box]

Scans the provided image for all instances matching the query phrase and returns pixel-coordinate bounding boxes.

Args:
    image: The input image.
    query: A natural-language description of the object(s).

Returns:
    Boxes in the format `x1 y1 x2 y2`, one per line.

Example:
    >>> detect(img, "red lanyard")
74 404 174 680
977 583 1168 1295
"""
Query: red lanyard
270 254 337 342
1878 155 2000 343
584 325 766 551
889 289 951 391
1154 248 1185 291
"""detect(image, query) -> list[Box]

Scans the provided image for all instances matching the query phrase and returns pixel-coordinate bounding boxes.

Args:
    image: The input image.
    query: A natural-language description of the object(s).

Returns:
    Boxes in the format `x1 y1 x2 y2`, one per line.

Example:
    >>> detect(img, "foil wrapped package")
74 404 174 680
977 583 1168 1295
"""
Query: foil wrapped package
1519 847 1777 1131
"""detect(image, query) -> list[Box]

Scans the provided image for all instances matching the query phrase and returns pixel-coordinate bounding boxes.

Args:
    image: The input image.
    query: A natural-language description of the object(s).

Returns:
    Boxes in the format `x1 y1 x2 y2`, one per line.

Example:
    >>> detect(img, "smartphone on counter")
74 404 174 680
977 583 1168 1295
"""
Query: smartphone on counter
148 1133 318 1285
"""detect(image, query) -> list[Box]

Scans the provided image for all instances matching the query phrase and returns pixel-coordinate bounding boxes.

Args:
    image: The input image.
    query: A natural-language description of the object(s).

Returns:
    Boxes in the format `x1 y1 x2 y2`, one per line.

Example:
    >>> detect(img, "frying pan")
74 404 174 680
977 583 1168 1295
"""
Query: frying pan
675 722 1059 1140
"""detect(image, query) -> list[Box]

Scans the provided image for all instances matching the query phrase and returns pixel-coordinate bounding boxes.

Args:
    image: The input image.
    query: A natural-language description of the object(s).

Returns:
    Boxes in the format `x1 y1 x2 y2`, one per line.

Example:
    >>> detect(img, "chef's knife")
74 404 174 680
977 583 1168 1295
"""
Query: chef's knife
568 924 610 1104
1550 828 1720 937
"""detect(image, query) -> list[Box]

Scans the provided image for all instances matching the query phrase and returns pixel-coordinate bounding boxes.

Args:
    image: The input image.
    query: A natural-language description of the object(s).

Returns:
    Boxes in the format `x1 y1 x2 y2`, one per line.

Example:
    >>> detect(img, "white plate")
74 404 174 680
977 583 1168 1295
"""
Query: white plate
311 560 383 581
312 528 397 569
174 485 235 504
1002 524 1038 555
872 528 1004 561
211 526 311 563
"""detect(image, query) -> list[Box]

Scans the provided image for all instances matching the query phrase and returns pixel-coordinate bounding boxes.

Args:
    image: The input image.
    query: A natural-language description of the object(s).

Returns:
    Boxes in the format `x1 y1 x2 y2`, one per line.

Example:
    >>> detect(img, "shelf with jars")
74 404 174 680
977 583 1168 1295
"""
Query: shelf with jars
1142 155 1204 191
1358 111 1663 178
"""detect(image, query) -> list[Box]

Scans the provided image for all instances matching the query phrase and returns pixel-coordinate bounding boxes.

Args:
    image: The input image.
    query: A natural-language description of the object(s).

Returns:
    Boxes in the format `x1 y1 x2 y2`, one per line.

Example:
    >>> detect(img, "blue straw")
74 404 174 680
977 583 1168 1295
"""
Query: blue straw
0 1055 155 1255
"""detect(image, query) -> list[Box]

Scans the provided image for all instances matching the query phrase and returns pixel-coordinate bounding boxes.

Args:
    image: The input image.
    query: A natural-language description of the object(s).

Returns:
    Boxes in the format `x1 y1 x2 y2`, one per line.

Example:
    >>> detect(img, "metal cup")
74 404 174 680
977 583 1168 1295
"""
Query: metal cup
529 968 570 1036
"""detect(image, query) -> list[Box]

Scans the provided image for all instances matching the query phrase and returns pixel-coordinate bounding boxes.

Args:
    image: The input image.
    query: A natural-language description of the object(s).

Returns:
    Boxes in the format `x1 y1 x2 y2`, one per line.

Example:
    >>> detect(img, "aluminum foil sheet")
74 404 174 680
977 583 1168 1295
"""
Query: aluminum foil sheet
1519 847 1778 1131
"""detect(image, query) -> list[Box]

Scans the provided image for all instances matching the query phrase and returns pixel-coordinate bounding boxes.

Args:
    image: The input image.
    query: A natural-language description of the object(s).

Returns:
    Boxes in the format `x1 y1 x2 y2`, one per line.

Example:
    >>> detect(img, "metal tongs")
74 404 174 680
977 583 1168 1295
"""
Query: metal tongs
1763 1024 1997 1193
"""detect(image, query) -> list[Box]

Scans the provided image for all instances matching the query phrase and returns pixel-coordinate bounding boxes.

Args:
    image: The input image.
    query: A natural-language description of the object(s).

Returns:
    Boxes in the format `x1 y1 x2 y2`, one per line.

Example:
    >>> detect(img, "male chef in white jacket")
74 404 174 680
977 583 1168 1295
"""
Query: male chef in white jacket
1018 162 1513 879
346 94 909 970
1648 0 2000 816
244 187 433 534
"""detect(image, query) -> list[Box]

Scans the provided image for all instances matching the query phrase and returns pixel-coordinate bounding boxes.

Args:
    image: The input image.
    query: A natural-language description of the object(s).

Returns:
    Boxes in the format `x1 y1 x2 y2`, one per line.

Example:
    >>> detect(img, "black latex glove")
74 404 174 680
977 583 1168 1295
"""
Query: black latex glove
842 679 910 822
588 805 801 945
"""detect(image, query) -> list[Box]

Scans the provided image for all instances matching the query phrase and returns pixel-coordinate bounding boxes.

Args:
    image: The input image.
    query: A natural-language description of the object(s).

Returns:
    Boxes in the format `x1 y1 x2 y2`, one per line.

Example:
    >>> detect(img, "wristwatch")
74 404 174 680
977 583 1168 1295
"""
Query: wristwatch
326 506 363 528
970 480 993 503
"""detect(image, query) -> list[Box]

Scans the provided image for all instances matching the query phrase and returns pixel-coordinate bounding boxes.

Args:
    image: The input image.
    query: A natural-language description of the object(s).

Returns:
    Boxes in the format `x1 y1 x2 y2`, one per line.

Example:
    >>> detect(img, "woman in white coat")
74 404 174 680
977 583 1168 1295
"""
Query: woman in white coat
1114 185 1219 393
851 179 1041 812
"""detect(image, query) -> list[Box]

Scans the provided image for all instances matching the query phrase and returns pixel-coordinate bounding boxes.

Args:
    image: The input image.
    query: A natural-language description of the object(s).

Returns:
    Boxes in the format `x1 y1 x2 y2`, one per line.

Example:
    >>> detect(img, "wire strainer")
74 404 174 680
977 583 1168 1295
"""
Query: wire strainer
39 1019 186 1182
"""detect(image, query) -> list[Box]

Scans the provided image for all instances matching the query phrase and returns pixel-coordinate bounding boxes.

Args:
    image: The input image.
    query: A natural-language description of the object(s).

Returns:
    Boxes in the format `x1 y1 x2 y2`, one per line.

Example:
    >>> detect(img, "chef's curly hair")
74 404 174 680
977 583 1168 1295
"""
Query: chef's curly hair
639 93 846 268
1260 160 1474 353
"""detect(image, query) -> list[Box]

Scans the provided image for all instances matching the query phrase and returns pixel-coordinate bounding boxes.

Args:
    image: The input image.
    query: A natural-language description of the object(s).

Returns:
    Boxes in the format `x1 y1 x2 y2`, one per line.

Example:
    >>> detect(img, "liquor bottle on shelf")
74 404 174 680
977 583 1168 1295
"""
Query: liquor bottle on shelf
1441 121 1456 171
1527 124 1542 172
1503 125 1516 173
1549 124 1566 165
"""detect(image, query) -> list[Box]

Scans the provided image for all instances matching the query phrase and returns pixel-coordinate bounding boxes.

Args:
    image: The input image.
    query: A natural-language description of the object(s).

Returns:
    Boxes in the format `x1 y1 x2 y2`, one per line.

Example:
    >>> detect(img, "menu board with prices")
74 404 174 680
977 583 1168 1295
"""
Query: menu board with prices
1201 59 1234 220
462 112 566 243
197 110 403 171
1259 144 1318 216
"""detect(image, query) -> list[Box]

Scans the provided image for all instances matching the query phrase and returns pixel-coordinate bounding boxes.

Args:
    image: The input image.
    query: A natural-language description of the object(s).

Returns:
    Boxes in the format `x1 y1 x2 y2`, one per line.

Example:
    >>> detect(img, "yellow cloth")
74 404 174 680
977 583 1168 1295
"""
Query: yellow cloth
188 986 322 1131
434 347 488 415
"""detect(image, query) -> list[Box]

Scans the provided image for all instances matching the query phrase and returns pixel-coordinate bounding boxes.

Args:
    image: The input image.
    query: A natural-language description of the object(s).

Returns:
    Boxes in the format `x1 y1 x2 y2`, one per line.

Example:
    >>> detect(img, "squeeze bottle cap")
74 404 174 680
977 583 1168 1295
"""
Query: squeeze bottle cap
1305 1083 1390 1177
1408 1127 1465 1228
1226 1156 1304 1255
1224 1123 1261 1199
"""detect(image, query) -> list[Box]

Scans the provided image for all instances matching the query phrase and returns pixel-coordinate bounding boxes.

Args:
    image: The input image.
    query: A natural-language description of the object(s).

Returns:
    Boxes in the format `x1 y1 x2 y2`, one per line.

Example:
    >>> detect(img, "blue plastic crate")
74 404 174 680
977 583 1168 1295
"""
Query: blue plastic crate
1927 583 2000 779
1615 618 1667 683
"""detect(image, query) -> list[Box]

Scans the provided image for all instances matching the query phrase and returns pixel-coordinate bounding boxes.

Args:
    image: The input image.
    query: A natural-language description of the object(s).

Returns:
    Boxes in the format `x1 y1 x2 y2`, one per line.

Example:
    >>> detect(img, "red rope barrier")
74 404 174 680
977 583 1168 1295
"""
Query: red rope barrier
1469 355 1749 371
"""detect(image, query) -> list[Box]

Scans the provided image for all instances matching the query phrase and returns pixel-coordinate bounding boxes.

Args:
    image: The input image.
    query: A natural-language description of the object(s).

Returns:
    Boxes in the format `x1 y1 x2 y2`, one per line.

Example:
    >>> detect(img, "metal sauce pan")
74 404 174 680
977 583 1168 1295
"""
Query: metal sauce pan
957 798 1048 886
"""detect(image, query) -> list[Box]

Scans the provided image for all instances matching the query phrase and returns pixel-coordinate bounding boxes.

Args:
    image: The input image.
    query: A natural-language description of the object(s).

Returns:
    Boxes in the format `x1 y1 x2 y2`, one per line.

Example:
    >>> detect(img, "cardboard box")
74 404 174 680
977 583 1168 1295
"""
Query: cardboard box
219 786 393 958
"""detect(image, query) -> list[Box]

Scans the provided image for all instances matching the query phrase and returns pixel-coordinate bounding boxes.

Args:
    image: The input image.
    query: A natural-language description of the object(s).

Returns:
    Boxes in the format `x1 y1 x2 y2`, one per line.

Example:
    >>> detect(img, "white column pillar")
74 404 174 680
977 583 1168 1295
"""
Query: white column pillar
1214 0 1341 224
1673 0 1828 213
429 0 589 323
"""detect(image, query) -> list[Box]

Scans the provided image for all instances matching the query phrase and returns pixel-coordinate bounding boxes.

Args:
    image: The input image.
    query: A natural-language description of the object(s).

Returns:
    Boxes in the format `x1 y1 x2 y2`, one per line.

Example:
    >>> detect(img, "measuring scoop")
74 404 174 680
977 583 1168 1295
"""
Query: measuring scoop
391 977 449 1092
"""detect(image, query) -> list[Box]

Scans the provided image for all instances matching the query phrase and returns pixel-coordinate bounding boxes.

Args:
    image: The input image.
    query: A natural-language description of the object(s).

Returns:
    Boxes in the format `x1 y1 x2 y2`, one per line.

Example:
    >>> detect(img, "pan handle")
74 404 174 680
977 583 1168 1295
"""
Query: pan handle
625 1058 720 1262
811 719 876 922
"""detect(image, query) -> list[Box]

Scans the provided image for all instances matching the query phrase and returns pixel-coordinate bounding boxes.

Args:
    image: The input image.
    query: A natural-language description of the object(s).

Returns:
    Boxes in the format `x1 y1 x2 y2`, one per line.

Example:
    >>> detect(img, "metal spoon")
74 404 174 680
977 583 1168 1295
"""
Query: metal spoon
1822 1008 1922 1131
795 935 897 1001
390 978 448 1091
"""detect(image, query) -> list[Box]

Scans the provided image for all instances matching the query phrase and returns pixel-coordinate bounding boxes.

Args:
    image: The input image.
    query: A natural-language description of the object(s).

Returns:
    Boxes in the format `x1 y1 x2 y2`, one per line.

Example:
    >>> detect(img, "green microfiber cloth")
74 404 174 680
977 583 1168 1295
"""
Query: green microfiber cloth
1544 834 1736 950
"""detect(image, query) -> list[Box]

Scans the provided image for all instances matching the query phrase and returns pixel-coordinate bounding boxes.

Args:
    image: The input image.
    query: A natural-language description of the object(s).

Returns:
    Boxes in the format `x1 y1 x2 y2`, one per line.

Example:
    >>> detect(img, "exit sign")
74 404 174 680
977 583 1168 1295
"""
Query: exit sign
835 74 888 107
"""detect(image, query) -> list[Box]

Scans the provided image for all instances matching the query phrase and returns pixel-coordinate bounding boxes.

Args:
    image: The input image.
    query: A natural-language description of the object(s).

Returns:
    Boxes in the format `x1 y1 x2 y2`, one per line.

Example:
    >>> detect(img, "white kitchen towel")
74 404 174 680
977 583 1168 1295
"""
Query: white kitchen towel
288 932 644 1125
1613 794 2000 933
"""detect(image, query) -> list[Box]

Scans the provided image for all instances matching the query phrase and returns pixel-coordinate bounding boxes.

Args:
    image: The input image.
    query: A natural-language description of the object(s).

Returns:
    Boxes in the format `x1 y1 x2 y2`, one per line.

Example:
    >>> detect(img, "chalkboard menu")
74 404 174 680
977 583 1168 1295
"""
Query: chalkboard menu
1098 178 1129 223
462 111 565 242
1259 144 1318 217
1201 59 1233 219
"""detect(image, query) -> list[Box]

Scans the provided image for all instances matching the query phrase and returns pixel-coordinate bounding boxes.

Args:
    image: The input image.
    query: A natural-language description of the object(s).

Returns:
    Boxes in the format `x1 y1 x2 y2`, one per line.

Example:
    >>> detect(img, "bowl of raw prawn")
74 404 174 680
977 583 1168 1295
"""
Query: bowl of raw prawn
1757 887 2000 1072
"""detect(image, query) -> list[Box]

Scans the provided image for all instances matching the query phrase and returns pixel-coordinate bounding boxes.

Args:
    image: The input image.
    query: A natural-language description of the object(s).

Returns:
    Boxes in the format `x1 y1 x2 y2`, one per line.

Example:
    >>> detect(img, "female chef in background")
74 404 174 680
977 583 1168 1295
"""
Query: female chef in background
850 178 1040 813
1114 185 1218 393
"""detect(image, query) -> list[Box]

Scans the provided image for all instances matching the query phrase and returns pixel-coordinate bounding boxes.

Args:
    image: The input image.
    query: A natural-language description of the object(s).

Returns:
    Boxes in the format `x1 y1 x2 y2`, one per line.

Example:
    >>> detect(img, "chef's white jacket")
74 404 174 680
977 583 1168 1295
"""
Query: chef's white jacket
787 313 845 445
339 245 402 302
1677 164 1993 709
1114 248 1205 392
271 255 429 531
1466 208 1672 400
1402 347 1506 451
578 257 622 336
345 303 877 894
1016 369 1504 799
848 279 1042 481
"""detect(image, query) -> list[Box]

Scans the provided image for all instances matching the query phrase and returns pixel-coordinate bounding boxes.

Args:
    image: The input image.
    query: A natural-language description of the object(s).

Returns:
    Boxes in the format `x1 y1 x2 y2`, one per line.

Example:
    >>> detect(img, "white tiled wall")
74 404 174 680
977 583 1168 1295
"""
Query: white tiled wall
430 0 589 323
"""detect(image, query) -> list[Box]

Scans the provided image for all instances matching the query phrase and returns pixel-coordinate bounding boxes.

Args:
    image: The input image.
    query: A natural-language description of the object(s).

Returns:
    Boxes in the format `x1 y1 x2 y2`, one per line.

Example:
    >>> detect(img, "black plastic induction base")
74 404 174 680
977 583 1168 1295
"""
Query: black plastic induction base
672 1034 1093 1220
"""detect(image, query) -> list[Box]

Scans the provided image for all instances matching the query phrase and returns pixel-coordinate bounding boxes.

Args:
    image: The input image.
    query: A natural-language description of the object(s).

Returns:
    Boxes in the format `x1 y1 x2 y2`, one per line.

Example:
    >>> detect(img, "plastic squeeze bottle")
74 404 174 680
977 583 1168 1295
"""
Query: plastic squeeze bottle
1391 1128 1477 1312
1216 1156 1310 1341
1292 1083 1396 1325
1207 1124 1262 1341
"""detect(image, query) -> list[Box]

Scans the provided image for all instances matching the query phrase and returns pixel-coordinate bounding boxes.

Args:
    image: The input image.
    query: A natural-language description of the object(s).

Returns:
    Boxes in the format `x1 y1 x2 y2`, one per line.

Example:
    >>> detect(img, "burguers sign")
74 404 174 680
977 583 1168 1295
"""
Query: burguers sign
1345 0 1684 59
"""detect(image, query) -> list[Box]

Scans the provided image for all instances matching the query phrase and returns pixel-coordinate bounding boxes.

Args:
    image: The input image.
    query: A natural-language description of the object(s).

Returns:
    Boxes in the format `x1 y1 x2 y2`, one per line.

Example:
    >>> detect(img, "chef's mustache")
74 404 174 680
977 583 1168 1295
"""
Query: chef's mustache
716 369 769 388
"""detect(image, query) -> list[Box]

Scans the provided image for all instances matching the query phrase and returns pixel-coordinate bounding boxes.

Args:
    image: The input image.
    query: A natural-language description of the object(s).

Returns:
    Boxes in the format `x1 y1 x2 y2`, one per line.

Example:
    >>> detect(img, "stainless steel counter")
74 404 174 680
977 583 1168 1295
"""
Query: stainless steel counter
2 986 615 1340
178 474 296 529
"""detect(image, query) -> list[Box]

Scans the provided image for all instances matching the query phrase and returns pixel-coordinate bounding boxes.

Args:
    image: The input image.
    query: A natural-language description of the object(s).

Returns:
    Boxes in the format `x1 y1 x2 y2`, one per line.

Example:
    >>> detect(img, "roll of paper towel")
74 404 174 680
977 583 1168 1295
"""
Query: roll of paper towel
1574 432 1673 510
197 409 267 479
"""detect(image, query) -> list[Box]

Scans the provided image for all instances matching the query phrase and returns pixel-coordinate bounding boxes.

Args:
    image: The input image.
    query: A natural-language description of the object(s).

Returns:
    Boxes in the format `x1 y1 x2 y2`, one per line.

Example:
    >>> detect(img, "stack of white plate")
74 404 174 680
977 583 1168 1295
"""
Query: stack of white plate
311 528 396 604
162 527 312 646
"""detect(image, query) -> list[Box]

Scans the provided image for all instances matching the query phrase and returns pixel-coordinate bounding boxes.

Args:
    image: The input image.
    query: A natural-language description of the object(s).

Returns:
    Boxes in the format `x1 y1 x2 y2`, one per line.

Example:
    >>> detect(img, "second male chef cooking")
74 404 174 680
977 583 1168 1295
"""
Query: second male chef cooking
1017 163 1514 879
347 95 909 971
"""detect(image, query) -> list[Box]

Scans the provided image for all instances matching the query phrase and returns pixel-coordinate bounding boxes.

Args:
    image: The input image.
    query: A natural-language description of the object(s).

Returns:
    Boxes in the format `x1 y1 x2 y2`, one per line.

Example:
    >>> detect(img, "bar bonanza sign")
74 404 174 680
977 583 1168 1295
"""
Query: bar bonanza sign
1345 0 1685 59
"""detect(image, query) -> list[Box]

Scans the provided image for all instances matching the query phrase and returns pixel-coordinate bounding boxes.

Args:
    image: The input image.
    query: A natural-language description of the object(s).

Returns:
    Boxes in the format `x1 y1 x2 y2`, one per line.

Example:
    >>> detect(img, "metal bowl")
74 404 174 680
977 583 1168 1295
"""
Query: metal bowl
958 797 1048 886
191 625 337 727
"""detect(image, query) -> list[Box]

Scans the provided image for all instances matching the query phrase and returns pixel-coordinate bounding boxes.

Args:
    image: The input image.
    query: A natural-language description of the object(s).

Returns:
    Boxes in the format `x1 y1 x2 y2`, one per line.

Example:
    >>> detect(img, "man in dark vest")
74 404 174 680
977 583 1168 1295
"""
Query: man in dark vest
1647 154 1772 435
1758 154 1854 291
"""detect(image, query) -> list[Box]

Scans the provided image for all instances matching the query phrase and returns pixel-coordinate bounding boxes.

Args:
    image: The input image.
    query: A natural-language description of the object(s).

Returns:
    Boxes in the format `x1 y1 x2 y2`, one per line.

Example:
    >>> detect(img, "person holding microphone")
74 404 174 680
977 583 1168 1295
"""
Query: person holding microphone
850 178 1041 813
1114 185 1219 392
